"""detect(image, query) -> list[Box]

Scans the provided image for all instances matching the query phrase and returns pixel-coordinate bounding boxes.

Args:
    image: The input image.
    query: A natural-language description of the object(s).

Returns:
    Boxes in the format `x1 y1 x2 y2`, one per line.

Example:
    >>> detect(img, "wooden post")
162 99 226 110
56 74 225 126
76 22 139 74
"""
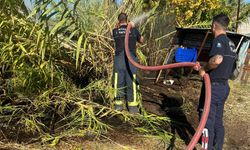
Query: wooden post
188 31 210 75
197 31 210 57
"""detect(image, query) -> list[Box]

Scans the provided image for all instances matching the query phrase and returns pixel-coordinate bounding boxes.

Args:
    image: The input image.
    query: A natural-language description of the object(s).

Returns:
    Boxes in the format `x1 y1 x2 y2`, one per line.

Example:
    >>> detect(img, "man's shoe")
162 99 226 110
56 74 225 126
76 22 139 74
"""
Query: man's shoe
114 105 123 111
128 106 139 114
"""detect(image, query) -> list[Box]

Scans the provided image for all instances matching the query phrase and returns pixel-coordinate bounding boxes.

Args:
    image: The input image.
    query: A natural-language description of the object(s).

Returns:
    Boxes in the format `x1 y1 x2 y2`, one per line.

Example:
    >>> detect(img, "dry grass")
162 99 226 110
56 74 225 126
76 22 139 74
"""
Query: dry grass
224 81 250 150
226 81 250 122
0 80 249 150
0 136 165 150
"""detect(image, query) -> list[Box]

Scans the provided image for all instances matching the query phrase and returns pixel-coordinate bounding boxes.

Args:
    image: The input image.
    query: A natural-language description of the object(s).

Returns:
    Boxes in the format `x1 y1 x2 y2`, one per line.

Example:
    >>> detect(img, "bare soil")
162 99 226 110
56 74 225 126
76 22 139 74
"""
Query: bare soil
0 75 249 150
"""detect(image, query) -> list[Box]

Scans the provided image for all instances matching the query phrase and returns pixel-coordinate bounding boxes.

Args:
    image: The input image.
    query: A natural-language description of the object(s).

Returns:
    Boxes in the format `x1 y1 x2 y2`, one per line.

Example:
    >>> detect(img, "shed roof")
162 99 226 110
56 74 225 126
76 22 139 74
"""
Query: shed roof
176 27 250 39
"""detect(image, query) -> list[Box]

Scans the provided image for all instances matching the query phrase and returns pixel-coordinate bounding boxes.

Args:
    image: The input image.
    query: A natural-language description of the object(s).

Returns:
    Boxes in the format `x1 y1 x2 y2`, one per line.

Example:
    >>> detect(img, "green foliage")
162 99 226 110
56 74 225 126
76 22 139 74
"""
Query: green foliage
221 0 250 30
143 0 250 29
0 0 172 146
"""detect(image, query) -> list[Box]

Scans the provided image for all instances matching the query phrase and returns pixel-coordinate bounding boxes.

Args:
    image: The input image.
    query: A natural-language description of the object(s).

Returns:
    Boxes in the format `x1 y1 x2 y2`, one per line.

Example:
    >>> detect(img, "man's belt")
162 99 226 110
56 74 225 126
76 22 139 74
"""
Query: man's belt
211 81 228 86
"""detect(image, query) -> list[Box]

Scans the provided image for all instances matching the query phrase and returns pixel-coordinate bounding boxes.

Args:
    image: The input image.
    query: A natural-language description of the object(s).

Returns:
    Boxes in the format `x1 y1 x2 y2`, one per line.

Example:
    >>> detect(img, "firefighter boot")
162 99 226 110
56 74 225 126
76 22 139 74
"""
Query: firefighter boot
128 106 139 114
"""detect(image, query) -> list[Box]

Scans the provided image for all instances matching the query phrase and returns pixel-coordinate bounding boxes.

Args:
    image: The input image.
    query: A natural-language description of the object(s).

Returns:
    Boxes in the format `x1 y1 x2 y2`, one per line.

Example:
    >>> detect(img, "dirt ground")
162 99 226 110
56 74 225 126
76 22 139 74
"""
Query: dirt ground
0 75 249 150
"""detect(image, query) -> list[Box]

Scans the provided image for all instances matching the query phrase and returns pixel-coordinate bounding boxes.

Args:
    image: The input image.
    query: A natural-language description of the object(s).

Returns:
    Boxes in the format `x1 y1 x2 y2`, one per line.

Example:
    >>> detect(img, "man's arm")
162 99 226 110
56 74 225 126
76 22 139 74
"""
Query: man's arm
199 37 225 77
199 54 223 77
134 28 144 44
204 54 223 71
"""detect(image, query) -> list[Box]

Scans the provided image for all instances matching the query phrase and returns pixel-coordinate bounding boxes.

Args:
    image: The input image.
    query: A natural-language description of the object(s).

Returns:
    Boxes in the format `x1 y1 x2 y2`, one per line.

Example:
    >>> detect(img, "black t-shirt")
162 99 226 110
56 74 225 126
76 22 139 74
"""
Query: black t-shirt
208 34 237 82
112 25 141 56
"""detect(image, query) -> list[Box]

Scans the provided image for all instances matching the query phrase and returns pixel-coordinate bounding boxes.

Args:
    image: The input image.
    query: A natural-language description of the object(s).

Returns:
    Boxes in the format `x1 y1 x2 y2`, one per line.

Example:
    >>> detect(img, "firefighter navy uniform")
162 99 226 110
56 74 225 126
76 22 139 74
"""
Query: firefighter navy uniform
198 34 236 150
112 25 142 113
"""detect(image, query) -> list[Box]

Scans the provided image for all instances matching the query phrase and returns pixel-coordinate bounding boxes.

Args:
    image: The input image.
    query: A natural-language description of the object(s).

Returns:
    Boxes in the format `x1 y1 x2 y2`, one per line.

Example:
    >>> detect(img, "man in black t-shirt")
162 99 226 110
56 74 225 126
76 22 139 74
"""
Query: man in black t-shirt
112 13 144 114
198 14 236 150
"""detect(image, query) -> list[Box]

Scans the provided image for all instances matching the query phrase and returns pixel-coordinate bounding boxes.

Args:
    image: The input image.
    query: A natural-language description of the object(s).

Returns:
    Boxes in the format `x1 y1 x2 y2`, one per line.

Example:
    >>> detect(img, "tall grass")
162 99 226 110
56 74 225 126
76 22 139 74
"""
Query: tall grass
0 0 173 145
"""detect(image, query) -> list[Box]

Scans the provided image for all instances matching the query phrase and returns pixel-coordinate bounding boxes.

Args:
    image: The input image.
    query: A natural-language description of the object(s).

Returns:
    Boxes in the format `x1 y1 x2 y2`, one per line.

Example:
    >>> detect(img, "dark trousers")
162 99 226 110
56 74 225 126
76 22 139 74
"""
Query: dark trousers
112 52 139 107
198 82 230 150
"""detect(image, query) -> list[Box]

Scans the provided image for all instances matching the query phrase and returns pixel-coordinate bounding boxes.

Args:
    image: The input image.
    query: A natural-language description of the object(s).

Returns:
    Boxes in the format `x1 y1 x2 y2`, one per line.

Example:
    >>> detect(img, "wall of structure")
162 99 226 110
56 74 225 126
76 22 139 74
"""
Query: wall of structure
238 18 250 35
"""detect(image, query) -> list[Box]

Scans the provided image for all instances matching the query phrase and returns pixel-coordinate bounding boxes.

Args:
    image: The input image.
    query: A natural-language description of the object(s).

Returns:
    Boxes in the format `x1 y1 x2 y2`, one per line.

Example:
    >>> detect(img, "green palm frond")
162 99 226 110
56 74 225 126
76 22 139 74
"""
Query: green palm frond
0 0 172 146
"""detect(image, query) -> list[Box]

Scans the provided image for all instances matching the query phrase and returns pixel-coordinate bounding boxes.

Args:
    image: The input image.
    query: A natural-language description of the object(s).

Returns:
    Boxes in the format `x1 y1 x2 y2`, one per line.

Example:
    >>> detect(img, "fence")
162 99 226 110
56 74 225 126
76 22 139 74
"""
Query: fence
240 48 250 84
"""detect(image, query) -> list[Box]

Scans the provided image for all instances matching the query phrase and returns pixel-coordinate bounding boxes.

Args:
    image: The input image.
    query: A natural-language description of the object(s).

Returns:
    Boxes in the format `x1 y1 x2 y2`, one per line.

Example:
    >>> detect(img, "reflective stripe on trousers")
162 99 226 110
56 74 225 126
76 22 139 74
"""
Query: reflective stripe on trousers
128 74 138 107
114 73 139 107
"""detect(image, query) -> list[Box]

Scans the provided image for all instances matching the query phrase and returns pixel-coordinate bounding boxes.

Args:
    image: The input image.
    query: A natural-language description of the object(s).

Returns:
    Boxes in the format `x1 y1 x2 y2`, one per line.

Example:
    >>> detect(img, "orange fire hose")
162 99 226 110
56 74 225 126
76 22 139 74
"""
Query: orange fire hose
125 23 211 150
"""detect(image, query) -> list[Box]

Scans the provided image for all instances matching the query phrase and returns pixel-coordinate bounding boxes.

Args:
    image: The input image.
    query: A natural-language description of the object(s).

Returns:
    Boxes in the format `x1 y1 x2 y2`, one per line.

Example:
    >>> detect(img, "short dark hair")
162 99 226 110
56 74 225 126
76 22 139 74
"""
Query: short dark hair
118 12 128 23
213 13 230 29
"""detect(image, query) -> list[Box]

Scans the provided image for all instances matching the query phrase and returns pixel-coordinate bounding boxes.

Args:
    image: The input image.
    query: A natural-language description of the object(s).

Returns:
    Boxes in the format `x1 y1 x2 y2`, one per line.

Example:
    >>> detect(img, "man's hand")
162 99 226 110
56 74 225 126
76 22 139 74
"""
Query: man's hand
199 68 206 77
139 36 144 44
197 54 223 78
193 62 205 77
193 62 201 71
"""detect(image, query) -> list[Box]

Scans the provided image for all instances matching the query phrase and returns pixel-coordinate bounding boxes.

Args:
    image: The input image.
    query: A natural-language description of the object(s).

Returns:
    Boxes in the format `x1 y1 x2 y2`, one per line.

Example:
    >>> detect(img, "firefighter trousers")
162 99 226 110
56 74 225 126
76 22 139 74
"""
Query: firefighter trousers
198 82 230 150
112 52 139 108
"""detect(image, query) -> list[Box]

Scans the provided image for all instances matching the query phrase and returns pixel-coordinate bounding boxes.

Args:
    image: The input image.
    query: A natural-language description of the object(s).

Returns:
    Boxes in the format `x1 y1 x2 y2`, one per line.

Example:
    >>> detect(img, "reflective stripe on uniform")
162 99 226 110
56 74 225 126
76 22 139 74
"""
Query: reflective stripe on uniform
115 100 123 105
128 101 138 107
128 74 138 107
133 74 137 103
114 72 118 98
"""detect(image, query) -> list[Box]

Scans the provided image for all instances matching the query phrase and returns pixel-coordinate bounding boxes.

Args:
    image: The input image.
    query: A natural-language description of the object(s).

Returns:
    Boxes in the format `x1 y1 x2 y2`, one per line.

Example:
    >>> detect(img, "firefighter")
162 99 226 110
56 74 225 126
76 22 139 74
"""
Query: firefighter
112 13 144 114
198 14 237 150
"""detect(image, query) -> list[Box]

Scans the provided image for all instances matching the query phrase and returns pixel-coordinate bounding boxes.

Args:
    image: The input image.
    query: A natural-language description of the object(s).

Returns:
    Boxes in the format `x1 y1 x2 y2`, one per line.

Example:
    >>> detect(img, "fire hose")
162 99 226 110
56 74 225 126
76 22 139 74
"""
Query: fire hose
125 22 211 150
